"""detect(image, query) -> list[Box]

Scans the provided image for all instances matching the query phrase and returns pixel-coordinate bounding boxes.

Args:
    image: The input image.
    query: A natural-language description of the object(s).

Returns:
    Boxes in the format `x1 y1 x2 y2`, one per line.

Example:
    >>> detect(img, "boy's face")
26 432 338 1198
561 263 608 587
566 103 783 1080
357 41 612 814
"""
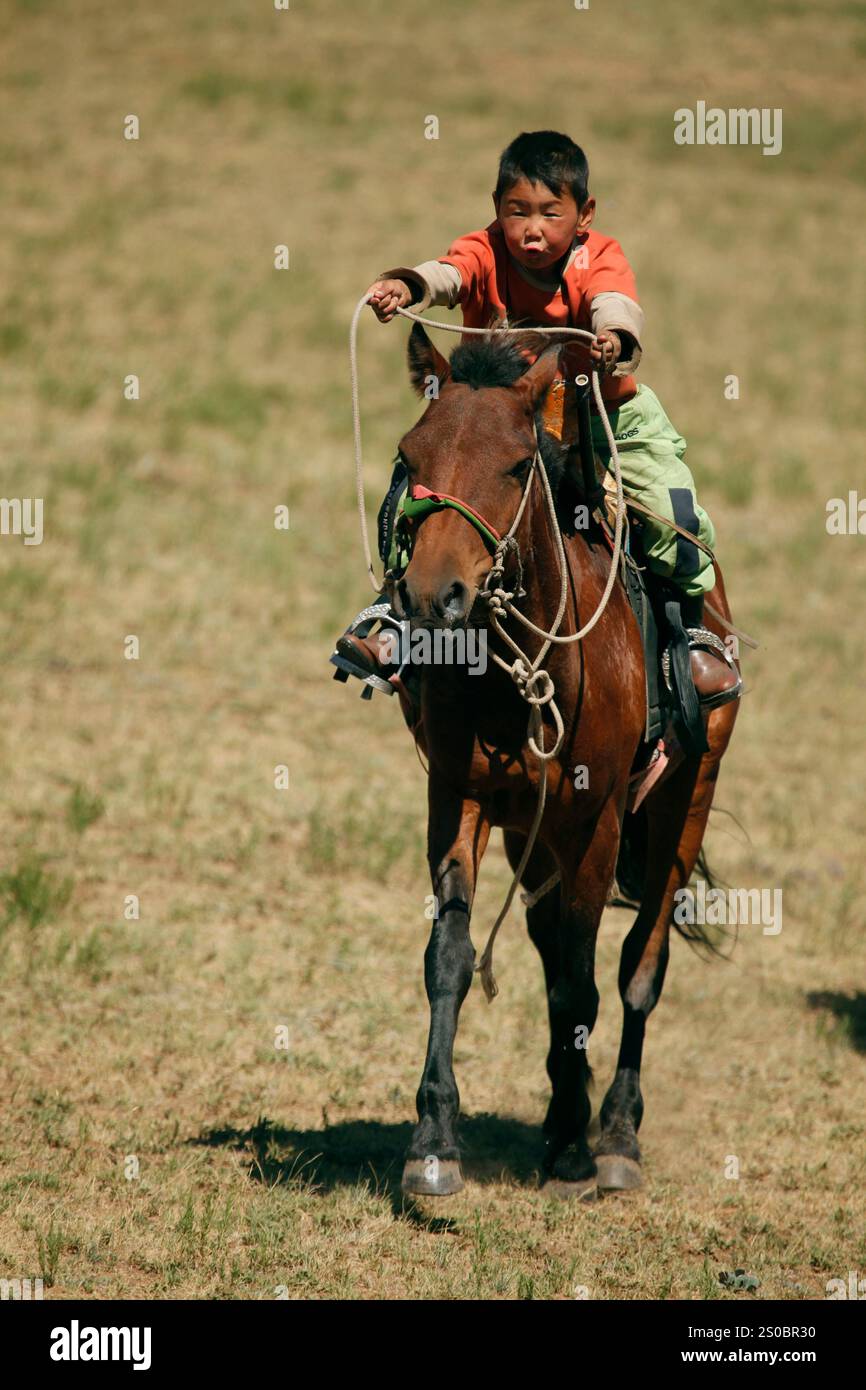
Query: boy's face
494 176 595 272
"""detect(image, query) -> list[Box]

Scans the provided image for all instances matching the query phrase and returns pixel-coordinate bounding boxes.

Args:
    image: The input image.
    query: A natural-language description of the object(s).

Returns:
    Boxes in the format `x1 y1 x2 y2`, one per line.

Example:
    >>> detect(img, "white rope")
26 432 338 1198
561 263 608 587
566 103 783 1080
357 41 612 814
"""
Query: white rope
349 294 385 594
521 870 561 910
472 435 622 999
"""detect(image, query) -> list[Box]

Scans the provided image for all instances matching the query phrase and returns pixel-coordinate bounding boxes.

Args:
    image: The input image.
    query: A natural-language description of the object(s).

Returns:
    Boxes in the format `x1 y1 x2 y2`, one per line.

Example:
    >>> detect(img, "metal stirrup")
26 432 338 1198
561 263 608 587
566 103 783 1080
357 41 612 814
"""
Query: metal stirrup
660 626 736 694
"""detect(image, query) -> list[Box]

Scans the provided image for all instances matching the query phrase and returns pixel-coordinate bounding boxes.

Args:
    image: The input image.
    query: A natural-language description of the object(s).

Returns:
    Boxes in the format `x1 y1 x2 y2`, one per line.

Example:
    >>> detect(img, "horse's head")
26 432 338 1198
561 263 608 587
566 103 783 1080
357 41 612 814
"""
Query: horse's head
392 323 565 627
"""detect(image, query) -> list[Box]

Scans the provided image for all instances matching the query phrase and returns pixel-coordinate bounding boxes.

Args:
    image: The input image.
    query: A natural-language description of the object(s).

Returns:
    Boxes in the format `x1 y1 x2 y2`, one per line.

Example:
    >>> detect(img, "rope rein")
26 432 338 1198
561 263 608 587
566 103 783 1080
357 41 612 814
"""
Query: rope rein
350 295 387 593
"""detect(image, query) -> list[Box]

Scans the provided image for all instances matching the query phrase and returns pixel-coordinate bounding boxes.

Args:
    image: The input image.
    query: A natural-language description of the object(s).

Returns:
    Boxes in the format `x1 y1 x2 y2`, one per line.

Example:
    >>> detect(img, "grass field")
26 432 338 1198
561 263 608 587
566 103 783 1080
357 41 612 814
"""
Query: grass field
0 0 864 1300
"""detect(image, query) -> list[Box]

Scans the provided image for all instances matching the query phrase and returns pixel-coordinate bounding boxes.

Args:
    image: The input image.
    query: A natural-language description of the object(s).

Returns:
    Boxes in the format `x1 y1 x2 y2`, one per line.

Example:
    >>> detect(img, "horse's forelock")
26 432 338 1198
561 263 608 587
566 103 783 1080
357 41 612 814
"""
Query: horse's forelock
439 332 568 490
448 330 550 391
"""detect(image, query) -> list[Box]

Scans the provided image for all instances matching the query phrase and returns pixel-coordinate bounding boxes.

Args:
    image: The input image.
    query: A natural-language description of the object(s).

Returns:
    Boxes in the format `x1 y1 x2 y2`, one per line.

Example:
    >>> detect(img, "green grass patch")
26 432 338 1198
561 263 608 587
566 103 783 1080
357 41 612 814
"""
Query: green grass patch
0 856 73 938
66 784 106 834
179 71 351 124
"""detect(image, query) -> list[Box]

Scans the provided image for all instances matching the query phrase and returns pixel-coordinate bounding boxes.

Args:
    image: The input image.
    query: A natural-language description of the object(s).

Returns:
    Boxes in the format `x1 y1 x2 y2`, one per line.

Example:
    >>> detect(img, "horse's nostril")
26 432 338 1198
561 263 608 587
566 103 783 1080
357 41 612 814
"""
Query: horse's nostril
439 580 468 622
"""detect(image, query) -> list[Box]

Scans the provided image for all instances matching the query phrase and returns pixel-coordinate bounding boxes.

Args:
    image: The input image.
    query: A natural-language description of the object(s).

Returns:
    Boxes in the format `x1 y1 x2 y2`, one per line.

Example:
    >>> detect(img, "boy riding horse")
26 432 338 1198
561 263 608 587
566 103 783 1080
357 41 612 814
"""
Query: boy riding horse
331 129 741 712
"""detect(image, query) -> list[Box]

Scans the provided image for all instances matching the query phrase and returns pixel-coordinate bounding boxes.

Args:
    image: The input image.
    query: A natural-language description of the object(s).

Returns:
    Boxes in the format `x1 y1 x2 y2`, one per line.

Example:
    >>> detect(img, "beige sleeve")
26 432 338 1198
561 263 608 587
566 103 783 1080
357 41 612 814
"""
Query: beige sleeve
412 260 463 309
377 261 462 312
591 292 644 374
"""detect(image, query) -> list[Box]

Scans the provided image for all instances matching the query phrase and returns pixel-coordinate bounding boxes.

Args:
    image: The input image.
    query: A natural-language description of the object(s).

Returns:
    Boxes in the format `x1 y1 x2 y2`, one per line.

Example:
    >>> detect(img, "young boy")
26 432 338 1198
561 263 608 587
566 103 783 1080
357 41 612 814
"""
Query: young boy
332 130 740 708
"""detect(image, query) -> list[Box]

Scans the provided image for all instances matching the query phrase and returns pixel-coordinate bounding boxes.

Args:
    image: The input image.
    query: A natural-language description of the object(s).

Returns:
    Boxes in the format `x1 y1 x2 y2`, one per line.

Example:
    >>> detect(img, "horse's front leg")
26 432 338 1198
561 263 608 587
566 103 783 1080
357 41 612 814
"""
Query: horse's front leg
401 783 490 1197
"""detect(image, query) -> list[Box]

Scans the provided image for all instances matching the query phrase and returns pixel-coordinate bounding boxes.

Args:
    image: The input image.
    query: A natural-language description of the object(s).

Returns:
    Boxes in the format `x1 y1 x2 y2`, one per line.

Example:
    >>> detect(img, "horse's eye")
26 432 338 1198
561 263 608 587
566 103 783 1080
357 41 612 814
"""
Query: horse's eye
507 456 533 479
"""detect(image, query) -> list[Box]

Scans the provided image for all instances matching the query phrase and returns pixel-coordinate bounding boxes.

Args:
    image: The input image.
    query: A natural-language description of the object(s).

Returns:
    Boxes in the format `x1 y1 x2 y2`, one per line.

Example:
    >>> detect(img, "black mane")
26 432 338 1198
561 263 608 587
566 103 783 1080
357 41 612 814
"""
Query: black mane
449 333 538 389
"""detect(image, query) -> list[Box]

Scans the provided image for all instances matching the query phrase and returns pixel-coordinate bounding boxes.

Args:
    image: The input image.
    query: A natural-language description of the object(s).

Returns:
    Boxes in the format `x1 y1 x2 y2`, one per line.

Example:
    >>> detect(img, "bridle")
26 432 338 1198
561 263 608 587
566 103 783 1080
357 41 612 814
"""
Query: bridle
397 481 506 558
390 419 544 589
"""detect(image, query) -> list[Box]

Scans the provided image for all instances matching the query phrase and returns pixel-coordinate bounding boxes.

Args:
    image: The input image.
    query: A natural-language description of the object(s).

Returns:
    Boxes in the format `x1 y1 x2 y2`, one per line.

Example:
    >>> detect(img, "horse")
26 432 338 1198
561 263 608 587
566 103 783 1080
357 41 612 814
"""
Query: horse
387 322 740 1200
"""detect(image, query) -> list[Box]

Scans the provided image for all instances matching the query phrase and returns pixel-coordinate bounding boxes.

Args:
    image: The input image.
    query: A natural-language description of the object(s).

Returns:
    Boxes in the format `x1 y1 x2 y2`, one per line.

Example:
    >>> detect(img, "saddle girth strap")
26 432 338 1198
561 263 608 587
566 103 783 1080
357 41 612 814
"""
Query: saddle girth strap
664 598 709 758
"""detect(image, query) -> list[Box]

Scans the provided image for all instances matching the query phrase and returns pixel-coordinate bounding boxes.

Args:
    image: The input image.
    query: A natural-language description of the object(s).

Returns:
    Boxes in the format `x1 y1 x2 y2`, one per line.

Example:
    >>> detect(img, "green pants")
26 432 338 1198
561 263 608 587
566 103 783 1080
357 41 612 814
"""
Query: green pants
591 384 715 598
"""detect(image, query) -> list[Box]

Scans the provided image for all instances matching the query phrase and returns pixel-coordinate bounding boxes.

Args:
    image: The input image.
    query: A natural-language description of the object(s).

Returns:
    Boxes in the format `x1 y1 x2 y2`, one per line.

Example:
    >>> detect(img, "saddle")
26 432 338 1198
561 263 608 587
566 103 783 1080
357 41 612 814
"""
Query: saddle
543 377 718 807
600 511 694 811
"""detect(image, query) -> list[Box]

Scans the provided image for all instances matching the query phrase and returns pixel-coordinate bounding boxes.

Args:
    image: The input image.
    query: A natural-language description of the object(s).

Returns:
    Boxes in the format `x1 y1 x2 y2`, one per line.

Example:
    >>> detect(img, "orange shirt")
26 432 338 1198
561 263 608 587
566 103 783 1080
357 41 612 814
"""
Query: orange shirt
438 222 639 407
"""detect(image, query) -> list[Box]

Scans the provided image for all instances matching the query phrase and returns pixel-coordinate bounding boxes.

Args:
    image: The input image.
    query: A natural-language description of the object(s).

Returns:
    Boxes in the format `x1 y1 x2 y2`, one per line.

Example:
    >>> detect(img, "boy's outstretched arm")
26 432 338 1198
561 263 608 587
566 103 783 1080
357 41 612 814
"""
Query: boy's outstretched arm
365 262 463 322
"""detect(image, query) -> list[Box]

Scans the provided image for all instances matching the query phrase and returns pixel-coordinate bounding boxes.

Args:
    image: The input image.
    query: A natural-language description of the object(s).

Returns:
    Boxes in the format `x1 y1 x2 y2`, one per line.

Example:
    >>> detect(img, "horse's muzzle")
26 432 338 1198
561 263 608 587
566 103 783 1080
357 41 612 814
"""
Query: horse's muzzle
395 575 475 629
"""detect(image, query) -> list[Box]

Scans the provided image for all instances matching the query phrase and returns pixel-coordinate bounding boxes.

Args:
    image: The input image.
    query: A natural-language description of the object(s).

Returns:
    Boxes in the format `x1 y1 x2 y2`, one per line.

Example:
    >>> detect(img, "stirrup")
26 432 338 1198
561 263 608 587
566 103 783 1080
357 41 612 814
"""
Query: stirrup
329 604 407 698
661 625 742 711
346 603 394 637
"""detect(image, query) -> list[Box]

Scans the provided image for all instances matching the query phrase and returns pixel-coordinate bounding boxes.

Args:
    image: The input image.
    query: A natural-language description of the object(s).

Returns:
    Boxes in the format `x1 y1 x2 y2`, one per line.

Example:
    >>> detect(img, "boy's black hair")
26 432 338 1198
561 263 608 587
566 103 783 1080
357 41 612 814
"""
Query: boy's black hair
494 130 590 208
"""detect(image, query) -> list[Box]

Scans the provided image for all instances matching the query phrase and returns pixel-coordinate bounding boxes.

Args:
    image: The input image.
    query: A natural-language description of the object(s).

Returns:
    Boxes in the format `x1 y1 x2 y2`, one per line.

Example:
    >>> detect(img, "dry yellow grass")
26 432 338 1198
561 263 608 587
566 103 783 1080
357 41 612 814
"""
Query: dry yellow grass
0 0 864 1299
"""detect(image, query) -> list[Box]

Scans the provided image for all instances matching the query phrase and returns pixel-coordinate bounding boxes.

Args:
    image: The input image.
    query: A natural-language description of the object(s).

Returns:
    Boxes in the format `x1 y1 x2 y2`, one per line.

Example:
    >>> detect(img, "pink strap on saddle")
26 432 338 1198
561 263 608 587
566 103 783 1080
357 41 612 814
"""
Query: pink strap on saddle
626 728 688 814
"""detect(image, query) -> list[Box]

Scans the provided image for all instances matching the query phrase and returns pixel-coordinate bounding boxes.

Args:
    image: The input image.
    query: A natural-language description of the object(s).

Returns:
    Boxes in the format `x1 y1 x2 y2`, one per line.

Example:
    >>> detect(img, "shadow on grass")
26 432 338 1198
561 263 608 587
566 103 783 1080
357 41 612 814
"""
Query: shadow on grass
191 1113 545 1218
806 991 866 1053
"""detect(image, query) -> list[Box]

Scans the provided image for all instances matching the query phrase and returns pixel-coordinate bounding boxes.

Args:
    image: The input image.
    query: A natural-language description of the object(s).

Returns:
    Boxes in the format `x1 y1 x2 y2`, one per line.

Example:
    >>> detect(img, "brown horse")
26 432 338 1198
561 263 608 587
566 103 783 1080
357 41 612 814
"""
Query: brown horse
389 323 739 1200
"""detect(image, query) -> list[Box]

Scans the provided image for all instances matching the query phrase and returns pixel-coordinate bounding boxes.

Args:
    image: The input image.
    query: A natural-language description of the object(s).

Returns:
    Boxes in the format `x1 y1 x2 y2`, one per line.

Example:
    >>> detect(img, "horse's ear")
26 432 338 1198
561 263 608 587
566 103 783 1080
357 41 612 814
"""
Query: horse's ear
514 343 562 412
407 322 451 398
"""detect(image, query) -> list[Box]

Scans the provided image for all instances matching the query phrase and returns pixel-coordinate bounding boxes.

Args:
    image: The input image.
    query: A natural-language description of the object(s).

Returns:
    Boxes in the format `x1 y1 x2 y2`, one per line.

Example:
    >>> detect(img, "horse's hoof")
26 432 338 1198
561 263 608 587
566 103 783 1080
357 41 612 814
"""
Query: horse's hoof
401 1157 464 1197
541 1176 598 1203
594 1154 643 1191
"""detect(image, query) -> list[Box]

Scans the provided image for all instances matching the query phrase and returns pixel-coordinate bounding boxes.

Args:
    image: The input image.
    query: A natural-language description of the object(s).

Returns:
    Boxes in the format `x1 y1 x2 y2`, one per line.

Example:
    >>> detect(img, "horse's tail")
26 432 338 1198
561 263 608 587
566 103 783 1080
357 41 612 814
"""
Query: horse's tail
616 808 735 959
695 845 714 889
673 842 737 960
